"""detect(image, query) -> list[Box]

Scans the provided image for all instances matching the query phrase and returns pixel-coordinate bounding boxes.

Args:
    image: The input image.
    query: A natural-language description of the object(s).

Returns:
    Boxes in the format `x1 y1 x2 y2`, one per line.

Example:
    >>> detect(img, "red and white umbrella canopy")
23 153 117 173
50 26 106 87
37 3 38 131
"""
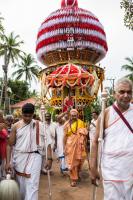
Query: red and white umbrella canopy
46 64 95 88
36 0 108 64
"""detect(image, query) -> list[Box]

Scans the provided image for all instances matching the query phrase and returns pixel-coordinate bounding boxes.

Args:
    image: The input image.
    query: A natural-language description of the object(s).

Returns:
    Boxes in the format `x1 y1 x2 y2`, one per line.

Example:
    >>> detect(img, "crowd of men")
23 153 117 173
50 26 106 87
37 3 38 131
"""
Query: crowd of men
0 77 132 200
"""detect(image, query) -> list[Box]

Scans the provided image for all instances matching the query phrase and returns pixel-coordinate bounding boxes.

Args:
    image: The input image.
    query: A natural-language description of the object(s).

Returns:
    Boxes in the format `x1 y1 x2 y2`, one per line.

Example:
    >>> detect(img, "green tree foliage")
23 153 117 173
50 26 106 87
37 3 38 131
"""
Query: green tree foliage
121 57 133 82
0 31 24 113
0 32 24 64
83 90 115 122
7 79 37 104
106 88 115 107
0 13 4 38
84 98 101 122
84 106 92 122
12 54 41 84
120 0 133 30
91 97 101 114
0 78 3 90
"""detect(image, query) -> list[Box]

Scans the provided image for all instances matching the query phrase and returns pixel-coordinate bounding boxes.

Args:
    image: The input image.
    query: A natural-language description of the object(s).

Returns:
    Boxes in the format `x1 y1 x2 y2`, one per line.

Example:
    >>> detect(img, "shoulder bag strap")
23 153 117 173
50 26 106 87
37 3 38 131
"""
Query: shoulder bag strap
113 104 133 133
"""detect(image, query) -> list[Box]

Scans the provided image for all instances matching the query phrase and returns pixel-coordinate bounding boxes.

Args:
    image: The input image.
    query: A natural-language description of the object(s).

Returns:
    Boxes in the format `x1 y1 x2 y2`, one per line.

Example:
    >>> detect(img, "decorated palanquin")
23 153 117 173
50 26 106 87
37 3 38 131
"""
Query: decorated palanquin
36 0 108 116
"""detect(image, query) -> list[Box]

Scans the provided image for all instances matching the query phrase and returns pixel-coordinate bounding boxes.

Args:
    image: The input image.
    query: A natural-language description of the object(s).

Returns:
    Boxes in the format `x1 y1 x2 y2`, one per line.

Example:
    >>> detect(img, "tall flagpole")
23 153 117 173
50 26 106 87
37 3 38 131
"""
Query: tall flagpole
41 104 52 200
91 89 108 200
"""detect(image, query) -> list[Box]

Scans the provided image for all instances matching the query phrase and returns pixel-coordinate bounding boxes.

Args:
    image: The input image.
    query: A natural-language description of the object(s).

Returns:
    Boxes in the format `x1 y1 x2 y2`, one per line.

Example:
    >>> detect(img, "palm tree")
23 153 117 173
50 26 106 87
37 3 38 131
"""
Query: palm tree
12 53 41 84
121 57 133 82
0 14 4 38
0 32 24 114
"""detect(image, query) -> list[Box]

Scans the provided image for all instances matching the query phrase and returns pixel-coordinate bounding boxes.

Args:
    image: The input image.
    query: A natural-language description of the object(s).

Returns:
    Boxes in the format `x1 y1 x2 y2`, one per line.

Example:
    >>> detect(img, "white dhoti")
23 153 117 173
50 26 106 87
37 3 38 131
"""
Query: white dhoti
41 122 56 173
101 103 133 200
16 153 42 200
56 124 68 172
89 119 97 151
103 179 133 200
13 120 47 200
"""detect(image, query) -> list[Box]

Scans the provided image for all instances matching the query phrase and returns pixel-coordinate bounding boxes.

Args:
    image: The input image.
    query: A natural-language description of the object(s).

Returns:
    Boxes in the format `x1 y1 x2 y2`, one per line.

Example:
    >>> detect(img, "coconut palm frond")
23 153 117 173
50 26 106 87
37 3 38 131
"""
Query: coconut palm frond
125 57 133 65
0 32 24 63
125 73 133 82
13 72 24 80
121 64 133 71
0 14 4 35
121 57 133 82
12 53 41 84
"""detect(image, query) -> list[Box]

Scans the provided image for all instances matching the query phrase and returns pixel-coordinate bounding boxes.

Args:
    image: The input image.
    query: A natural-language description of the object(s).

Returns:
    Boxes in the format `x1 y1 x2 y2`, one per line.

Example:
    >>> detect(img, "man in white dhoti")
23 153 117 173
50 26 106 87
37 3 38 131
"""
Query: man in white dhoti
90 78 133 200
6 103 52 200
55 114 68 173
41 112 56 174
89 111 99 151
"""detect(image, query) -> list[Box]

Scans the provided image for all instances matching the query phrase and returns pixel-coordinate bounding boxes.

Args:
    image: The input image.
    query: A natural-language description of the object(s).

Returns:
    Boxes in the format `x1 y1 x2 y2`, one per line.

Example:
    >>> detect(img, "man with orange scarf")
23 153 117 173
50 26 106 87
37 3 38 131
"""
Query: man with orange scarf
64 109 87 187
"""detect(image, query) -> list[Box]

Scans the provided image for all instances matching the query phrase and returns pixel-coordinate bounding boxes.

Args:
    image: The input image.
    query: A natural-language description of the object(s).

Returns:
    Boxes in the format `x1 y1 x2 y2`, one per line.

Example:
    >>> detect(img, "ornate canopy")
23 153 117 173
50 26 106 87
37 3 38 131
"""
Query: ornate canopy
46 63 95 88
36 0 108 66
36 0 107 114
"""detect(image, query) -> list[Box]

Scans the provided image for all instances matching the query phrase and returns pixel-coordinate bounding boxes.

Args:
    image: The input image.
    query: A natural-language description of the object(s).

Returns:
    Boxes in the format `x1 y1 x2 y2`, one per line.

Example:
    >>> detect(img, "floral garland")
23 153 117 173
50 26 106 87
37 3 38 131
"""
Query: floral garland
69 119 78 134
46 64 95 88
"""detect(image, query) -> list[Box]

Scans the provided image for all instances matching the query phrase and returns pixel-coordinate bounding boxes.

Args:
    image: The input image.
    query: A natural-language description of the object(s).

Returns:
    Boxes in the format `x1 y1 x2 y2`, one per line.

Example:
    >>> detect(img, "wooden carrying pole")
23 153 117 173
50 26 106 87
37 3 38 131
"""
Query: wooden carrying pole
91 89 108 200
41 105 52 200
